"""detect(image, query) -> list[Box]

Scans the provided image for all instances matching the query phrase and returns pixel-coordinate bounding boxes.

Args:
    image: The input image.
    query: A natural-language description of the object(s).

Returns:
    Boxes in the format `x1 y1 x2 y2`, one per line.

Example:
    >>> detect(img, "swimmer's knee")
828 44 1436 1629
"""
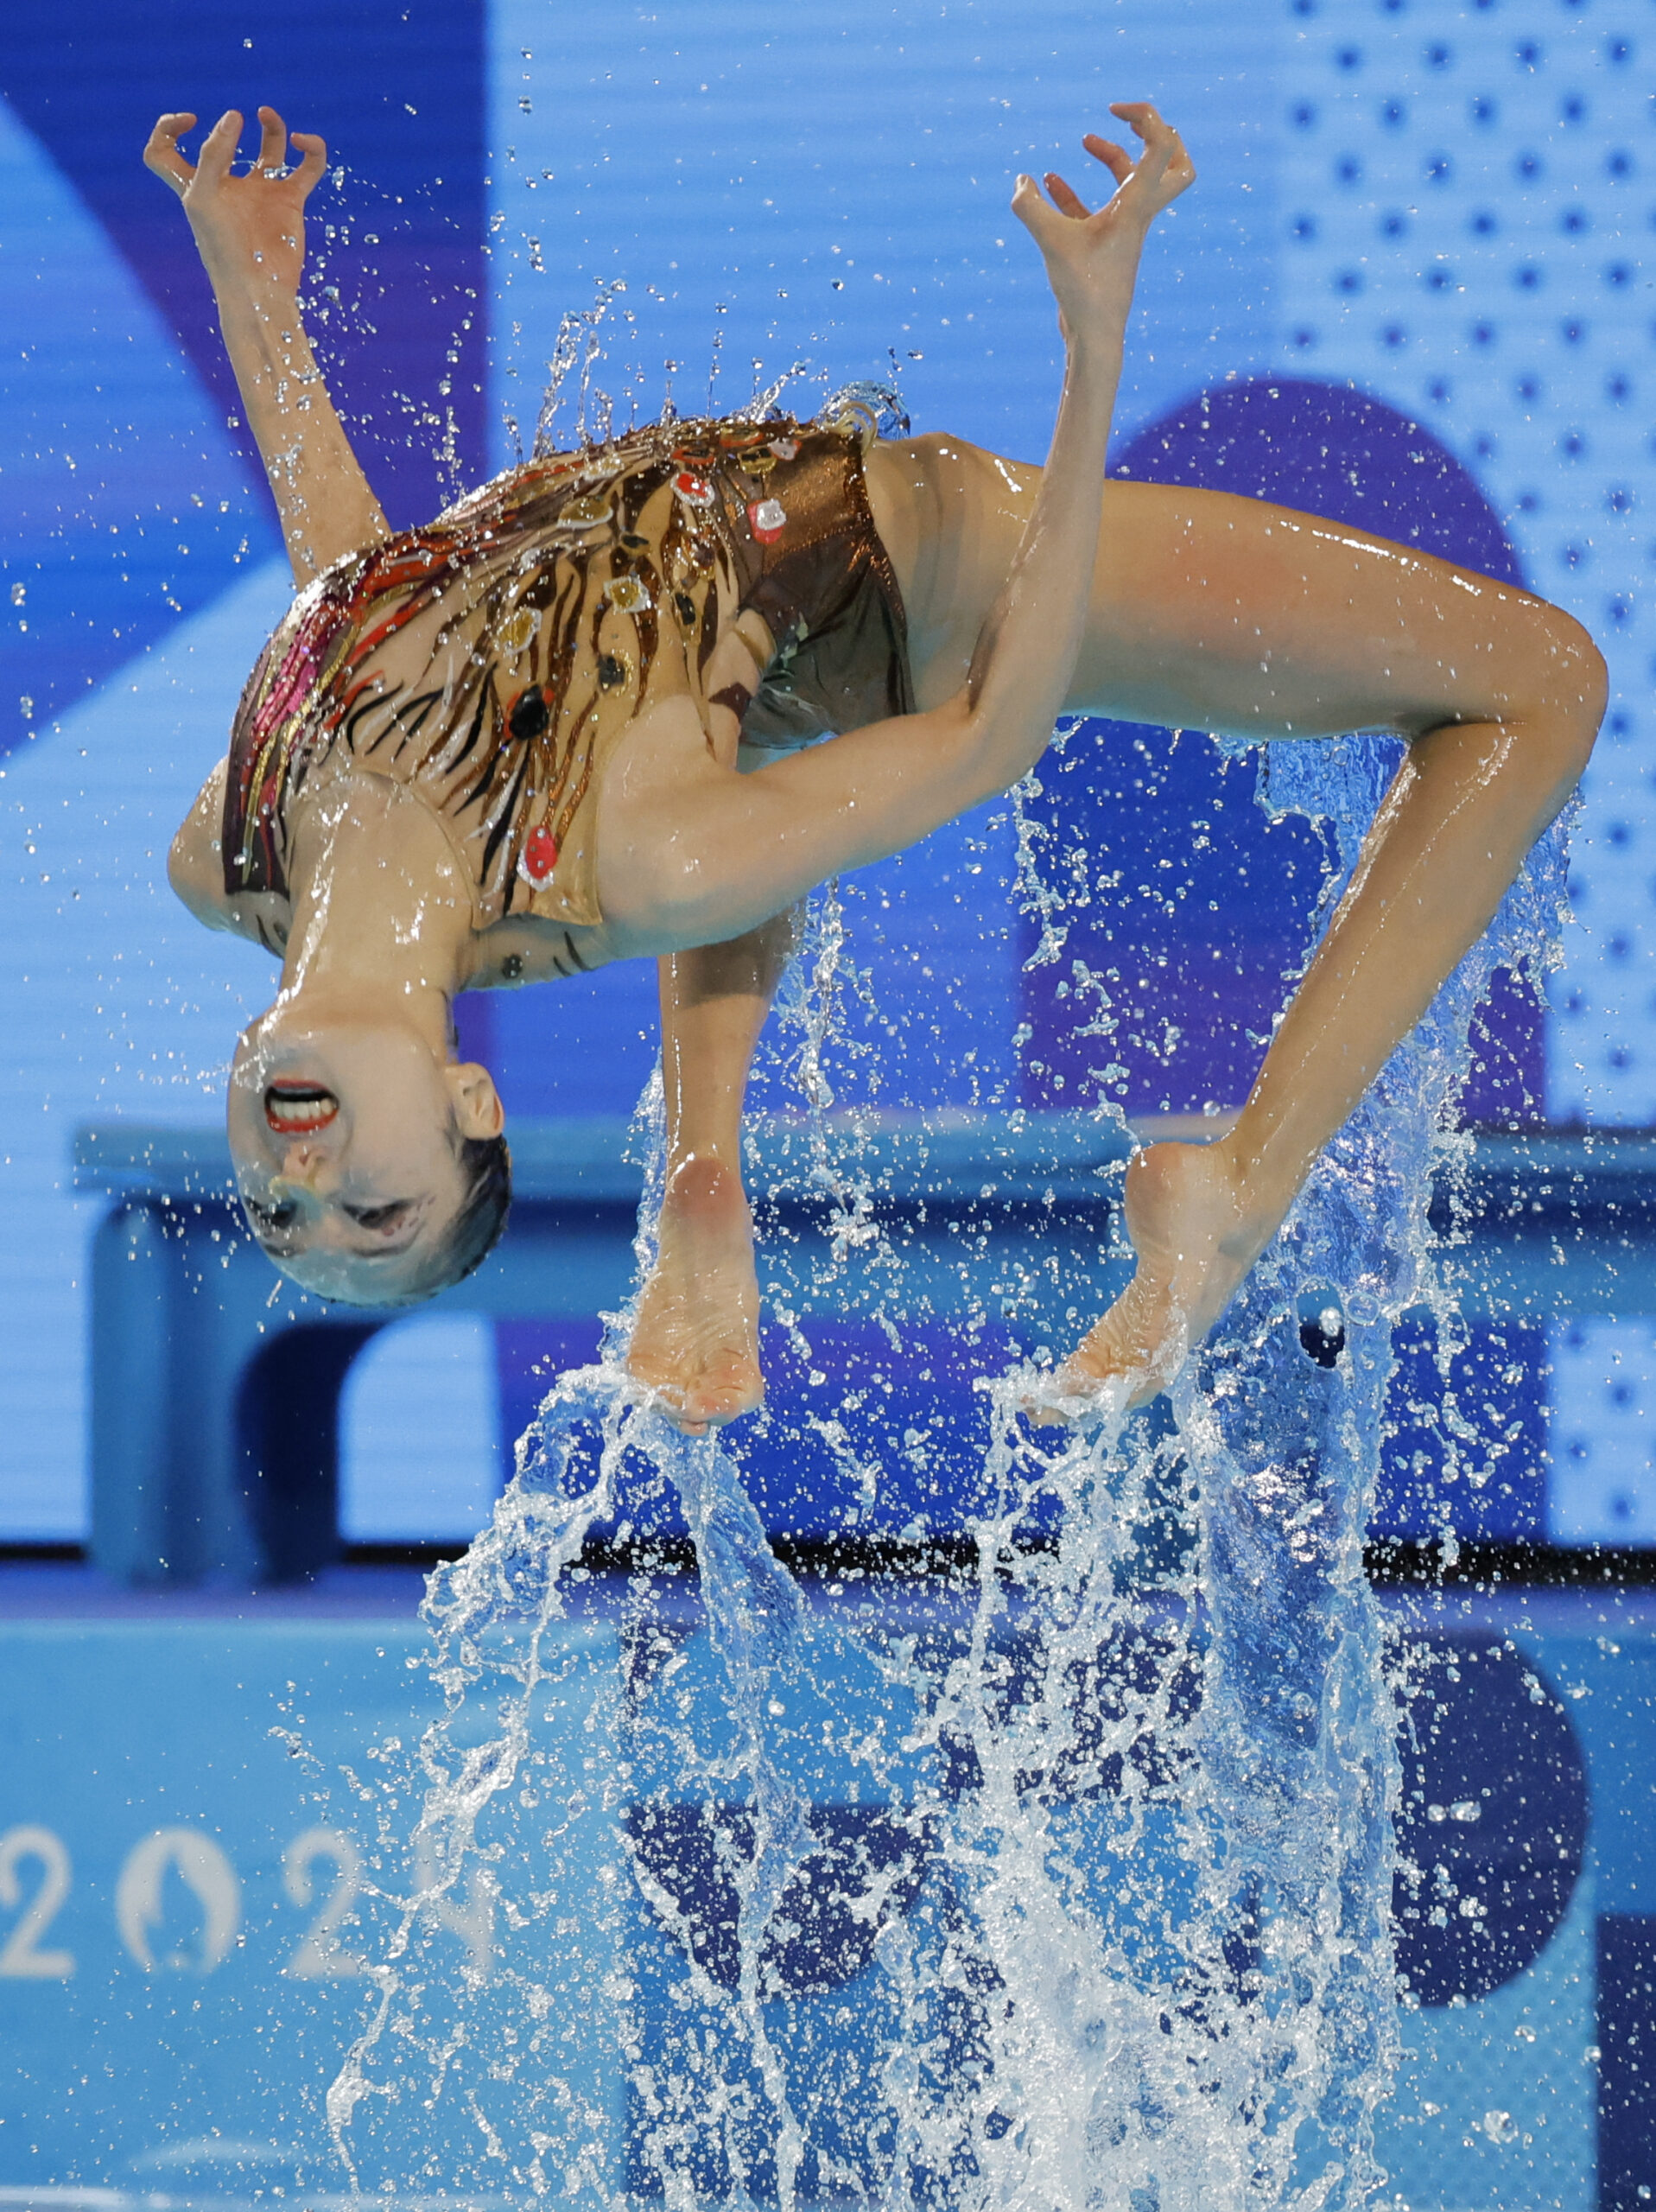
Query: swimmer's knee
1554 609 1608 759
1519 599 1607 779
1452 595 1606 785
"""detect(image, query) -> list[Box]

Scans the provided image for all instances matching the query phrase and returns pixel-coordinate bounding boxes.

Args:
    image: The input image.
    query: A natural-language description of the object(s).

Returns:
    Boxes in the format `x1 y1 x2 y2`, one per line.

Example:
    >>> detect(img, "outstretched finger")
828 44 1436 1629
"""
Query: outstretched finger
1043 170 1093 220
1109 104 1186 194
1081 134 1133 189
194 108 244 187
289 130 329 197
1107 99 1168 140
1135 134 1177 198
255 105 288 175
1113 128 1176 200
143 111 197 192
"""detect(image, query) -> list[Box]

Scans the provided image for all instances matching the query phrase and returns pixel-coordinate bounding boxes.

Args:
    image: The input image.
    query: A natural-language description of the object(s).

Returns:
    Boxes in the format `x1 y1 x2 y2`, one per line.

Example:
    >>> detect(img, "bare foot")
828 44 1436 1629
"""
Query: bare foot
1027 1139 1271 1424
626 1155 763 1435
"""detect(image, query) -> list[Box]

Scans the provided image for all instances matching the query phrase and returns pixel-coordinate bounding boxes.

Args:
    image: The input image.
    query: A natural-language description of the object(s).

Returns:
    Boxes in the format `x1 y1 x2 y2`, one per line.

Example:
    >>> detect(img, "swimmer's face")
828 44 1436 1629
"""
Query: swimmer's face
227 1008 504 1305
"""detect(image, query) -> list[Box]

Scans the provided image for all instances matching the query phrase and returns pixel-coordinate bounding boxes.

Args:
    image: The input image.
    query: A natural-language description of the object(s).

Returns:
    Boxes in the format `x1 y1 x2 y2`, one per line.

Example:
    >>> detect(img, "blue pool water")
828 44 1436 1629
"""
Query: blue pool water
3 1575 1653 2209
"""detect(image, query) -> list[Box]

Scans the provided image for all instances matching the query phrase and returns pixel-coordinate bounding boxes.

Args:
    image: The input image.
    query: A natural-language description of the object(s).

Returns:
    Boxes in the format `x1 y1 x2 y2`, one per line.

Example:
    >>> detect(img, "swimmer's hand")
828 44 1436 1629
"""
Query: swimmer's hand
144 107 386 579
1023 1136 1266 1424
143 107 326 303
1010 103 1195 343
625 1157 765 1438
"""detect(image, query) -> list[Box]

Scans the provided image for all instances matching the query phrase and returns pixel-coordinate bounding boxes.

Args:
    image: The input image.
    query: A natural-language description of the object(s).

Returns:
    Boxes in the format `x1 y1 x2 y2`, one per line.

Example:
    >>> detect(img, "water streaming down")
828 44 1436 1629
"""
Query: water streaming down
325 716 1568 2209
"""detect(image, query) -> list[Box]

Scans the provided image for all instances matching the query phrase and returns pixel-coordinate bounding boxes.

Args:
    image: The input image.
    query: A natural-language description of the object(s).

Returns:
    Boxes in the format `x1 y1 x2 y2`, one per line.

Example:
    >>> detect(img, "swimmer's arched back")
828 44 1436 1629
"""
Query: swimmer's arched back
144 103 1602 1413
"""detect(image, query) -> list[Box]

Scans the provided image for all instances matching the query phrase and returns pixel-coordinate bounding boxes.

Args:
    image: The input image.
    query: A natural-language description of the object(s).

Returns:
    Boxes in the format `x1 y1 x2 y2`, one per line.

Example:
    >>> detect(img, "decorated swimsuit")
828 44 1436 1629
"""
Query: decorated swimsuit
222 395 915 944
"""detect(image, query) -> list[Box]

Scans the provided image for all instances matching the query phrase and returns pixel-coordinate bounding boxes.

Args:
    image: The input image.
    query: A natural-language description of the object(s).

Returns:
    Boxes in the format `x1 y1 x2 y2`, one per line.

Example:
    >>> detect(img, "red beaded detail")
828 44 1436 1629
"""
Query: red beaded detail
518 823 560 886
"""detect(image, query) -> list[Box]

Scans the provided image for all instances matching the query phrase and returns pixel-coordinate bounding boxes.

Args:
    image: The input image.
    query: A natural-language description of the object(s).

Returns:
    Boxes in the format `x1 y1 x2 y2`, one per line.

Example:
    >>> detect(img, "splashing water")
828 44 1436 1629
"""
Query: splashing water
327 728 1568 2210
504 277 905 471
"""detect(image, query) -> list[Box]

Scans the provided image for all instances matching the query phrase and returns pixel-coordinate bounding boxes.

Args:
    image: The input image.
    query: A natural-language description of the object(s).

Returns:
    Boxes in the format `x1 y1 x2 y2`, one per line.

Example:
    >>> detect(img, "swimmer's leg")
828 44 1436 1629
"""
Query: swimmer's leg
625 914 796 1433
872 444 1606 1405
1053 480 1606 1404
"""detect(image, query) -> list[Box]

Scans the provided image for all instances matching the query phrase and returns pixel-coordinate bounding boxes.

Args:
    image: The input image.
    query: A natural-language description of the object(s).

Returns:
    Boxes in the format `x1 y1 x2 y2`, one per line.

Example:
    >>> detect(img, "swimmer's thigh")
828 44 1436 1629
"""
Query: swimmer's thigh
1069 476 1577 741
872 435 1571 742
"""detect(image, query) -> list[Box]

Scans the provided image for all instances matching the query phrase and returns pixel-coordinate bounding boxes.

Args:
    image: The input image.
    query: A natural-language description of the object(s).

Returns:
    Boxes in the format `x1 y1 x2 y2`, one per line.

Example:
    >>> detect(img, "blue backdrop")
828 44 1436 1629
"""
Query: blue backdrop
2 0 1652 1545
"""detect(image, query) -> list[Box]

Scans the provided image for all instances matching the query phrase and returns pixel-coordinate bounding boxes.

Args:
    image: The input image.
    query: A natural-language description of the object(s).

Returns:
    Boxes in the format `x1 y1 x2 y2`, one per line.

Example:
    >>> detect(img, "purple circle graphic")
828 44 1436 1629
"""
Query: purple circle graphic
1114 376 1524 588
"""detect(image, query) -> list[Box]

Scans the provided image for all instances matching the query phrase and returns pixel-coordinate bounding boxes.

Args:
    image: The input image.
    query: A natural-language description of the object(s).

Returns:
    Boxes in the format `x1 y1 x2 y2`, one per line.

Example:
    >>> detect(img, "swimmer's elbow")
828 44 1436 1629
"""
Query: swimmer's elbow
956 692 1050 800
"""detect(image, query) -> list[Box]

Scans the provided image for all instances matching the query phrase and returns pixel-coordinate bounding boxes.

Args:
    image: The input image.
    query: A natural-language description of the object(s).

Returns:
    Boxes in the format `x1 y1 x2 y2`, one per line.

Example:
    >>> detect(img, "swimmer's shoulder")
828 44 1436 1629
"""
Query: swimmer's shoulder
468 912 618 989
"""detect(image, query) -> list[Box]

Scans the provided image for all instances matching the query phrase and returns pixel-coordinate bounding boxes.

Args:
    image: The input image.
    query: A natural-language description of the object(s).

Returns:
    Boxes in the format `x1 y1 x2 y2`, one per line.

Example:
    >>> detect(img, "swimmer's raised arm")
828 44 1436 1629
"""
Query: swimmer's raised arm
603 107 1193 949
144 107 390 582
959 107 1193 774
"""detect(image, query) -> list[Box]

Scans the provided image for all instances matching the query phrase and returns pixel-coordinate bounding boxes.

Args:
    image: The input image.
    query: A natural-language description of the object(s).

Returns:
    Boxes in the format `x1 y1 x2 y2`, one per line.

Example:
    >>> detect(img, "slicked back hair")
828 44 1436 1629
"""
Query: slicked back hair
416 1130 512 1297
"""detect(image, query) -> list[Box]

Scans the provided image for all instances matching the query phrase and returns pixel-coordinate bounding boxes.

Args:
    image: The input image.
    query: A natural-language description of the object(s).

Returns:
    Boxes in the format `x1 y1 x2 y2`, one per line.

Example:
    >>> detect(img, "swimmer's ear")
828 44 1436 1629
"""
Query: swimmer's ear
447 1061 505 1141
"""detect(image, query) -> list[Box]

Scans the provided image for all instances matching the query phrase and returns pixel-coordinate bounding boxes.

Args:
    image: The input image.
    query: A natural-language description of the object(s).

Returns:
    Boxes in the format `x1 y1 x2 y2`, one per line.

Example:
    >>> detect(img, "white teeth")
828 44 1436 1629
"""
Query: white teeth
265 1088 338 1130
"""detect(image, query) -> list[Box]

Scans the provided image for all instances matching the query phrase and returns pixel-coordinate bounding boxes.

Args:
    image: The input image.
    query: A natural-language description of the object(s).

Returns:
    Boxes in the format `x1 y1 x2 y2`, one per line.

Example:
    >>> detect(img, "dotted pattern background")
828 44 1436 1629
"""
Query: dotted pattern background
1273 0 1648 1123
1548 1317 1656 1539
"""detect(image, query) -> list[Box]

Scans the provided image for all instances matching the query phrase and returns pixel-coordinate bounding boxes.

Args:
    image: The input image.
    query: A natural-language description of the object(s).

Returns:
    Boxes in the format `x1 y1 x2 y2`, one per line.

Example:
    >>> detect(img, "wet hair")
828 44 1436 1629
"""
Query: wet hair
421 1129 513 1294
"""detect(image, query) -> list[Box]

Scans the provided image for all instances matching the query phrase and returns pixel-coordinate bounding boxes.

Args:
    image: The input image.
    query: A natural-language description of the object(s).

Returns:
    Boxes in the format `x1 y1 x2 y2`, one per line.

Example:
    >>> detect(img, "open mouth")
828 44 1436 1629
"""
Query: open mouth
264 1081 339 1136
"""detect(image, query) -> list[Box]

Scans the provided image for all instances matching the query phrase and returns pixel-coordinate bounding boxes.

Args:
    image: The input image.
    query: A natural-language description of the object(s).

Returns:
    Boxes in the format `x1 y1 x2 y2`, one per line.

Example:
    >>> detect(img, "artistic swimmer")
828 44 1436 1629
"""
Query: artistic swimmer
146 104 1603 1432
